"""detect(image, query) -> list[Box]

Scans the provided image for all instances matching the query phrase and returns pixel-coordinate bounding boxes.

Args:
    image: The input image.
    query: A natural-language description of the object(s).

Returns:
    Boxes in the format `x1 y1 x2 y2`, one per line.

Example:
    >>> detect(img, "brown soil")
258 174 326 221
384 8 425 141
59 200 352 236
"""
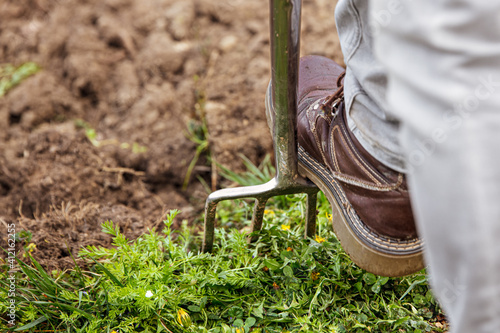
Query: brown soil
0 0 342 271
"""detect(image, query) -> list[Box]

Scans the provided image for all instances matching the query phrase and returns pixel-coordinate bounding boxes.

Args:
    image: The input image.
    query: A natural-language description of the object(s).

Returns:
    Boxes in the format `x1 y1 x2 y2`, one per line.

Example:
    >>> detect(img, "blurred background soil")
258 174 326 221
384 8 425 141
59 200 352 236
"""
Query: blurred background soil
0 0 343 270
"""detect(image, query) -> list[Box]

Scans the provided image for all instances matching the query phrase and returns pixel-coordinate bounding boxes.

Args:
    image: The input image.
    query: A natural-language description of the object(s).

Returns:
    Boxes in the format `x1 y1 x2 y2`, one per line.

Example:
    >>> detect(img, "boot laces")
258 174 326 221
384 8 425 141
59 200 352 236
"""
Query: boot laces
321 71 346 115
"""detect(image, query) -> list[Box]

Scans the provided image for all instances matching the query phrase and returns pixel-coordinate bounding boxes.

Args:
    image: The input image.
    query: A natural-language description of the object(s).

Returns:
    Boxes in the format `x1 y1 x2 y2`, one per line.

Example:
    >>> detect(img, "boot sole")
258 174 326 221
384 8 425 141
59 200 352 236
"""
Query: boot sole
298 146 424 277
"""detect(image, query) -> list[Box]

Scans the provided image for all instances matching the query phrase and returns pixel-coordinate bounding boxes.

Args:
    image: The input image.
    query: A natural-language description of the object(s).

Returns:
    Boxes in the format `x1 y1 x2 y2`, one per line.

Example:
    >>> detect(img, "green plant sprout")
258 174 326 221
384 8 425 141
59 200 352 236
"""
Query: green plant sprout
183 88 210 190
74 119 148 153
0 62 41 97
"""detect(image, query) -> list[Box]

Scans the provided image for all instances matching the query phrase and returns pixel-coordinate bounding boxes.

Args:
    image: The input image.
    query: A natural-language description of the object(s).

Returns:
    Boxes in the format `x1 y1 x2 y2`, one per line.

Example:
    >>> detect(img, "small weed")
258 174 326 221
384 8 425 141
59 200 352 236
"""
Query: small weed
183 86 210 190
217 154 274 187
0 62 40 97
14 230 33 244
74 119 148 153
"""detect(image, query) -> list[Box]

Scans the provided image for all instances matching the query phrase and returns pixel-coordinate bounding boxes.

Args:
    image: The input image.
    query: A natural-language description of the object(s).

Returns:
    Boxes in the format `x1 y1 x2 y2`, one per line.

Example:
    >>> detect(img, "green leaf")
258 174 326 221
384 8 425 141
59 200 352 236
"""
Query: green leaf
394 316 410 328
244 317 256 328
200 296 208 308
304 245 319 257
228 306 244 318
283 266 294 277
356 313 368 323
371 282 382 294
220 324 232 333
379 276 390 285
188 305 201 312
89 258 124 287
252 302 264 319
399 278 428 300
26 253 58 294
264 258 280 271
14 316 47 331
363 272 377 285
208 313 221 320
280 250 293 259
78 290 84 307
31 301 93 320
233 319 244 327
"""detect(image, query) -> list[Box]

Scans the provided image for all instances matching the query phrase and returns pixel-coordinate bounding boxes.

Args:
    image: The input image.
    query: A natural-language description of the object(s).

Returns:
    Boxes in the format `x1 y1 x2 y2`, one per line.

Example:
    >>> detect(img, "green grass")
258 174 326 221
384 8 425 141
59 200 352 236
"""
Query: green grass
0 157 445 333
183 82 210 191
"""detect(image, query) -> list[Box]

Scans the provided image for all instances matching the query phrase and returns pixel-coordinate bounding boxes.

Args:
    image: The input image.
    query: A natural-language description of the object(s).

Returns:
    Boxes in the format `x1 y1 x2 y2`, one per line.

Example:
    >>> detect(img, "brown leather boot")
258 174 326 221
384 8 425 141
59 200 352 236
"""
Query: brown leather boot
266 55 424 276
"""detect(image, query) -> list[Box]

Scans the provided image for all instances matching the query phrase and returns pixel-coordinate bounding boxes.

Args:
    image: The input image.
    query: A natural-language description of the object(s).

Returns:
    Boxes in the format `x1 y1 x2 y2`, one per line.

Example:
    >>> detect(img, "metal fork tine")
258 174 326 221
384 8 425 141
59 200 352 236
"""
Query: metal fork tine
305 191 318 238
202 199 218 253
249 198 268 243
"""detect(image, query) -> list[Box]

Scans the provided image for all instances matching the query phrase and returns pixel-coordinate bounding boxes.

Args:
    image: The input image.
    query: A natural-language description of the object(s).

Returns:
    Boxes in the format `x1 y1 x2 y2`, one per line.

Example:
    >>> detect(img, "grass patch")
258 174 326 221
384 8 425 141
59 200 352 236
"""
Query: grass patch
1 158 445 332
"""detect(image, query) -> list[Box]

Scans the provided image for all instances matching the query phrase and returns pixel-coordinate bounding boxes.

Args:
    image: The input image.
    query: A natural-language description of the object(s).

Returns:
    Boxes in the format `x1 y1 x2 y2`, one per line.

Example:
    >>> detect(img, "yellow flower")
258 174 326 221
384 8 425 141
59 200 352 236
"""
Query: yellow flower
325 212 332 221
273 282 280 290
286 247 293 252
281 224 290 231
264 209 275 215
26 243 36 253
311 271 320 281
111 331 118 333
315 235 326 243
176 308 191 327
236 329 244 333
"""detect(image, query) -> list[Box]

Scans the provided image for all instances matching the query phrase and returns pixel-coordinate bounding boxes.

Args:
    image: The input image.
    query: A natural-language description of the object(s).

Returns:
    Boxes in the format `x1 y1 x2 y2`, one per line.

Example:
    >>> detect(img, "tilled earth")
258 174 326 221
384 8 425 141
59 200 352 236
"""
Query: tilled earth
0 0 342 270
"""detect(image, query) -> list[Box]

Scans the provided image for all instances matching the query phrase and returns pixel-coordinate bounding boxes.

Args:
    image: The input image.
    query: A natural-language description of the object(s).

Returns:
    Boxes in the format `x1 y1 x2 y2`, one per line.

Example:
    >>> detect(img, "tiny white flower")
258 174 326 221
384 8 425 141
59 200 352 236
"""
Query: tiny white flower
145 290 153 298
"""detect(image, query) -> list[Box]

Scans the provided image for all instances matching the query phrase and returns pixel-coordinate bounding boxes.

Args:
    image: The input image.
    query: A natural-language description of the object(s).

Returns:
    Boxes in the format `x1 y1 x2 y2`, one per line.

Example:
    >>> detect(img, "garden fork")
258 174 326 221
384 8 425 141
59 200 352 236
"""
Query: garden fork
202 0 319 252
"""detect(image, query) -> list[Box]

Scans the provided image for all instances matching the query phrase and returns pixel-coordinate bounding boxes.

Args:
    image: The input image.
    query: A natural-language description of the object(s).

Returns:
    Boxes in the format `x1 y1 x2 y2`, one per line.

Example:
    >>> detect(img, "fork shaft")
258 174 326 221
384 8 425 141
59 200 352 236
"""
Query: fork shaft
270 0 302 184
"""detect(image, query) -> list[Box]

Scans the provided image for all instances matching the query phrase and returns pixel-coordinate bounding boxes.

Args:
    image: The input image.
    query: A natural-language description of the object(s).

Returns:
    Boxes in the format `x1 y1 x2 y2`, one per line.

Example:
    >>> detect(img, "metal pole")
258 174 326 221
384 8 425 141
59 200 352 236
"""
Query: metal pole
270 0 302 184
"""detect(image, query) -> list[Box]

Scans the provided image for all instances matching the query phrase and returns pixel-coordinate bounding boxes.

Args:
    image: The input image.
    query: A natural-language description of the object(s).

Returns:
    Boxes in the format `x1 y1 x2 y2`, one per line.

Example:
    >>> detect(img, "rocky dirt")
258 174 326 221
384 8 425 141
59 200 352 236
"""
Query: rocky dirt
0 0 342 270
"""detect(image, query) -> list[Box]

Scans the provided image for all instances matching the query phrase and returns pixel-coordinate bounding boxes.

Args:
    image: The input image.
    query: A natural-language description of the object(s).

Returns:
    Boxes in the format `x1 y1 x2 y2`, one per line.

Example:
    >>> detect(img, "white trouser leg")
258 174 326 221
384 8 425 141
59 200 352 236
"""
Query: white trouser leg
370 1 500 332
